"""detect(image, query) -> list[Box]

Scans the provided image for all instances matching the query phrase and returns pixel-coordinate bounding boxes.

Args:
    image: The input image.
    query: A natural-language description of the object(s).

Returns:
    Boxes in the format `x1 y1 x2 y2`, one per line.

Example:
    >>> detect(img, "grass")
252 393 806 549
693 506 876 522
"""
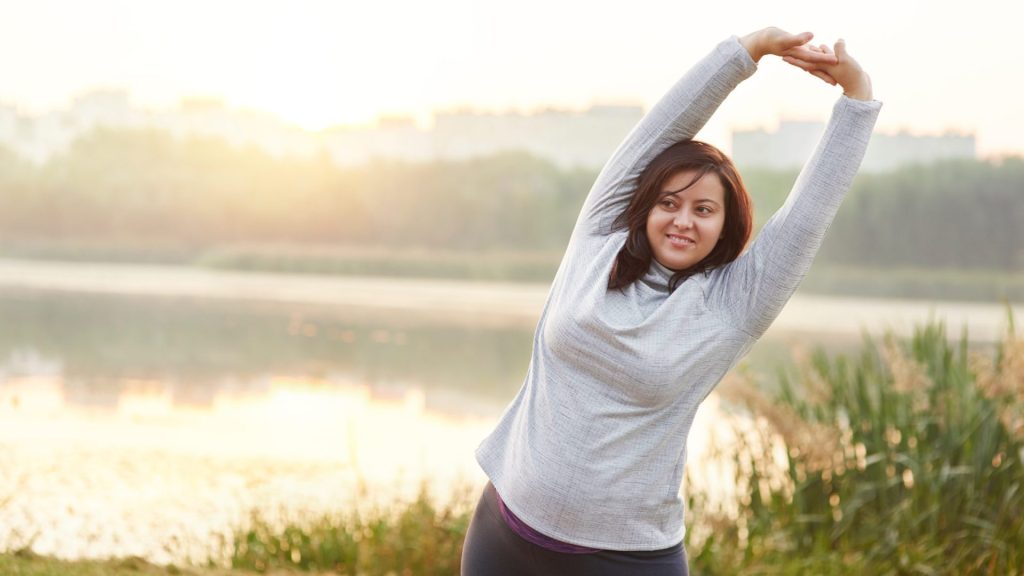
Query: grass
228 481 475 575
0 549 292 576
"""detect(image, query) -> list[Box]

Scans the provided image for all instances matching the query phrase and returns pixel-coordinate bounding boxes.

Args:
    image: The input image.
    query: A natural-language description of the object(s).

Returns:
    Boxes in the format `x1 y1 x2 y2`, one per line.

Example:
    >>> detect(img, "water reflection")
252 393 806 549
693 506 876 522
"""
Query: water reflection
0 287 534 410
0 370 496 564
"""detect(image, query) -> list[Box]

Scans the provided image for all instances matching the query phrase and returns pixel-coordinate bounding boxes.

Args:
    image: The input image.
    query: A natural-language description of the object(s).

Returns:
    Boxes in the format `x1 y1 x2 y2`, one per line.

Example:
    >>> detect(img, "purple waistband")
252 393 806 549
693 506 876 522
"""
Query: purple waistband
493 485 602 554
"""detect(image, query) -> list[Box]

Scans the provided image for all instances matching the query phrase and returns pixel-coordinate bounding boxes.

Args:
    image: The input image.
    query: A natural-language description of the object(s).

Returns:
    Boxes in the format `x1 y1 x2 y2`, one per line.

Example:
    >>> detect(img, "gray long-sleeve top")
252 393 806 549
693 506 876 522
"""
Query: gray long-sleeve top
475 35 883 551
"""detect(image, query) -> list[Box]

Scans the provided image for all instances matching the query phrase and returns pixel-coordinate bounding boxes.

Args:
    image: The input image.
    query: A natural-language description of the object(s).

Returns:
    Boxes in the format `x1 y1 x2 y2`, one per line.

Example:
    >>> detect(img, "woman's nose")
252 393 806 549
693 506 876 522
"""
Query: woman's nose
673 211 693 228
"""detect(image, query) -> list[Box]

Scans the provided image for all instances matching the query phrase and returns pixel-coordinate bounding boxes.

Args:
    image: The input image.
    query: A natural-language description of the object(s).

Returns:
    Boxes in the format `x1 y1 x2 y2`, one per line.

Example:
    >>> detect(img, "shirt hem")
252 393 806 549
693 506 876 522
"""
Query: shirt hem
476 451 687 552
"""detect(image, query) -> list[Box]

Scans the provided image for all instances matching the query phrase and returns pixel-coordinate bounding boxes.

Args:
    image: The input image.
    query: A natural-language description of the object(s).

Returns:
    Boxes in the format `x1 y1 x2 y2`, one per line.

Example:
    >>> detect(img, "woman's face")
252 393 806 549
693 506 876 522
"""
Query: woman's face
645 170 727 272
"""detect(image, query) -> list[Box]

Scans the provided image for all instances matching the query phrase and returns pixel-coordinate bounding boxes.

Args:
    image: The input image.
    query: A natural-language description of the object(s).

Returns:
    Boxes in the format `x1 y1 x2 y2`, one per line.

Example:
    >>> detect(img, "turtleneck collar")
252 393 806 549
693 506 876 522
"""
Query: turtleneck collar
640 258 707 293
641 258 676 293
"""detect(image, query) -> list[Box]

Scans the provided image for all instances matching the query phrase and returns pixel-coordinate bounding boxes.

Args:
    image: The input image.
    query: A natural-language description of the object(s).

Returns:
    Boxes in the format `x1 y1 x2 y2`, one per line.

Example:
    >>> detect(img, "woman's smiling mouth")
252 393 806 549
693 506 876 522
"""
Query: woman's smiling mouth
667 234 696 247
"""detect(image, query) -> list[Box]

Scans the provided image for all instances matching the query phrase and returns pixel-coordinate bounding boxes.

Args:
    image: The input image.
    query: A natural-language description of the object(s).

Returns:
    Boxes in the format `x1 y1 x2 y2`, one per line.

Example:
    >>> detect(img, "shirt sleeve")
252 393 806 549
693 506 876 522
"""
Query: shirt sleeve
573 36 758 238
706 95 883 338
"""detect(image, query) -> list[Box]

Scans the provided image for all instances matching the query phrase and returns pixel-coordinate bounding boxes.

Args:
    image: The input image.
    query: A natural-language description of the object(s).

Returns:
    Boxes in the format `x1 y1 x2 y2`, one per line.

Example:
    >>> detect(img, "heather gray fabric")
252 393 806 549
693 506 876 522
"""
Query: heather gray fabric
474 35 882 551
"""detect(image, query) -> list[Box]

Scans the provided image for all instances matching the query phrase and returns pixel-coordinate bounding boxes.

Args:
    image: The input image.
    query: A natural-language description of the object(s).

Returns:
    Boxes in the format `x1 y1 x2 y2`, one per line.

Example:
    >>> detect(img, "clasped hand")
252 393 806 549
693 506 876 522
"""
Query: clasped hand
740 27 873 101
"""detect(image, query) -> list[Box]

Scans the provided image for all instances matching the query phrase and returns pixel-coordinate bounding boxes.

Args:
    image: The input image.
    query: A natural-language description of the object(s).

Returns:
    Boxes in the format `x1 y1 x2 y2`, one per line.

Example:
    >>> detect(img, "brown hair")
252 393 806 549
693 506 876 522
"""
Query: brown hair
607 139 754 292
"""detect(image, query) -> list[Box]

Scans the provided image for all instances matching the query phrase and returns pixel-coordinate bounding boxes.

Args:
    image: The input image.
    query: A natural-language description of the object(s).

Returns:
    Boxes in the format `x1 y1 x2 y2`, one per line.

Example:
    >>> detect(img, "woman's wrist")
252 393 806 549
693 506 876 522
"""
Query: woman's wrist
842 74 873 101
738 30 764 63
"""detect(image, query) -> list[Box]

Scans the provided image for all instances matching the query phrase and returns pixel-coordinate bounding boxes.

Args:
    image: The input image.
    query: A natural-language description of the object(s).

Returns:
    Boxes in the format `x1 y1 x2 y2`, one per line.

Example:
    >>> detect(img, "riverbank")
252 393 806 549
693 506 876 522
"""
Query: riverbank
0 552 329 575
1 257 1020 341
3 240 1024 303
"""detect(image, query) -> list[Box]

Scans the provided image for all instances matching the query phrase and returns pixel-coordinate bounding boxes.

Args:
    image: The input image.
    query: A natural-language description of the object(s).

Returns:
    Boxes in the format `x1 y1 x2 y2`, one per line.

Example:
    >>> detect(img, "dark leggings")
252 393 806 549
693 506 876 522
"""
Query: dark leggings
460 482 689 576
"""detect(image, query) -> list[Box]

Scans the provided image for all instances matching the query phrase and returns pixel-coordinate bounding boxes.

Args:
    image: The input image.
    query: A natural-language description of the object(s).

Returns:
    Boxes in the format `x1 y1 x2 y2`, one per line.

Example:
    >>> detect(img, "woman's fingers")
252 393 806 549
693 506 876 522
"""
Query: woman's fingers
760 28 840 66
782 55 819 71
782 55 837 85
761 28 817 58
783 31 814 48
834 38 848 59
780 35 869 96
809 70 838 85
785 45 838 64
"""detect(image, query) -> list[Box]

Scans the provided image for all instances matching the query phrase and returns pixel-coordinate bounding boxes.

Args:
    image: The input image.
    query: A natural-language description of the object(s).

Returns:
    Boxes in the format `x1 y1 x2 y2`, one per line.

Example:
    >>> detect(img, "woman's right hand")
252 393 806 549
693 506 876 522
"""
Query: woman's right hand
783 39 873 101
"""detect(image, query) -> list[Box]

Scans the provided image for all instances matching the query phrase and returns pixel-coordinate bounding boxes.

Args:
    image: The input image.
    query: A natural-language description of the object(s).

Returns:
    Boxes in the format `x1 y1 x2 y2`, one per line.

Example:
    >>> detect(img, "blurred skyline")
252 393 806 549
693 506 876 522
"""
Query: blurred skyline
1 0 1019 157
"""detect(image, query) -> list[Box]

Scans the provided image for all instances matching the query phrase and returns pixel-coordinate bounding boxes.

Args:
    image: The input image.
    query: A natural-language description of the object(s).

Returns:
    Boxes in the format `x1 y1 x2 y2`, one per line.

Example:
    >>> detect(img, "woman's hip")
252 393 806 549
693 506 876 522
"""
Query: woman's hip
461 481 688 576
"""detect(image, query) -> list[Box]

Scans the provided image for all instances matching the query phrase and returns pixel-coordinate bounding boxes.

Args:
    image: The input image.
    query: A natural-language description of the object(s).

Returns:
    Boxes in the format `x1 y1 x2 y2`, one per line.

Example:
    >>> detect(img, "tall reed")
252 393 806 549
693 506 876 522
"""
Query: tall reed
702 310 1024 574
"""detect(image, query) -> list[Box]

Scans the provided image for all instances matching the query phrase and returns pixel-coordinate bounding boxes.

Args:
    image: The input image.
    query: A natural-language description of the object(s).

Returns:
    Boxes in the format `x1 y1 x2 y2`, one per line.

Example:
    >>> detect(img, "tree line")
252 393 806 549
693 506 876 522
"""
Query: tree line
821 157 1024 270
0 126 1020 272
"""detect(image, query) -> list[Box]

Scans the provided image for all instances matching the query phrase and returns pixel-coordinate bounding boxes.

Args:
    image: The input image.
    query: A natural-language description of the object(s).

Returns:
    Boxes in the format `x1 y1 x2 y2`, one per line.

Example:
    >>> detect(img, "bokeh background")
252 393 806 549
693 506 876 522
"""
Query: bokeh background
1 1 1022 573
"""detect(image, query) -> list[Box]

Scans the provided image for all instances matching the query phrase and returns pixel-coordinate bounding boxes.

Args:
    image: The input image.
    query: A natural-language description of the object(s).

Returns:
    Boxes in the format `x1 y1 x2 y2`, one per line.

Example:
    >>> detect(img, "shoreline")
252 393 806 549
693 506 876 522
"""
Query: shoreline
1 257 1019 341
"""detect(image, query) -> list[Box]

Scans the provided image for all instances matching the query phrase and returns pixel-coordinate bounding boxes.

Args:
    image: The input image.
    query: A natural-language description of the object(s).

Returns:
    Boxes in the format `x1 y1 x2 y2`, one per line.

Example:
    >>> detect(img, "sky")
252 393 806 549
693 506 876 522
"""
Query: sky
1 0 1020 157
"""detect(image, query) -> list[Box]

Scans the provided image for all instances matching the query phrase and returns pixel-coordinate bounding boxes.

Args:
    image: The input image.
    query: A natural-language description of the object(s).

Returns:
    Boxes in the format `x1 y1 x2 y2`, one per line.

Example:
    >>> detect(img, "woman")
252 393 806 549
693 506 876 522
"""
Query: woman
461 26 880 575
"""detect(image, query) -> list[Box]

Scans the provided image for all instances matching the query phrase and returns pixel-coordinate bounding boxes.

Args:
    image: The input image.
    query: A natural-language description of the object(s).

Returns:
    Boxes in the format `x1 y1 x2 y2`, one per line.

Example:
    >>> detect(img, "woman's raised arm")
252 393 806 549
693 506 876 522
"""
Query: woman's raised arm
576 28 837 239
706 38 880 338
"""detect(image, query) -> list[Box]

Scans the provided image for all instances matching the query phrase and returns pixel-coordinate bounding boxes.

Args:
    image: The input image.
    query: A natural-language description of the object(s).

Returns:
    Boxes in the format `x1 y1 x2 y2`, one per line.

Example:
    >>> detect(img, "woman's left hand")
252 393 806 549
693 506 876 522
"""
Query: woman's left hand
740 27 838 68
783 38 873 99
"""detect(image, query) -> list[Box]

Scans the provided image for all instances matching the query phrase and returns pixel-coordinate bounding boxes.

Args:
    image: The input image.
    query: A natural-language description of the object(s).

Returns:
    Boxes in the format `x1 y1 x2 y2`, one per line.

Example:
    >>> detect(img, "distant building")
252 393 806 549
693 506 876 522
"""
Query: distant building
428 104 643 169
0 103 19 150
0 89 643 170
1 90 978 173
321 104 644 169
66 89 139 131
150 97 321 159
863 130 976 170
732 120 976 172
0 89 147 163
321 115 435 166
